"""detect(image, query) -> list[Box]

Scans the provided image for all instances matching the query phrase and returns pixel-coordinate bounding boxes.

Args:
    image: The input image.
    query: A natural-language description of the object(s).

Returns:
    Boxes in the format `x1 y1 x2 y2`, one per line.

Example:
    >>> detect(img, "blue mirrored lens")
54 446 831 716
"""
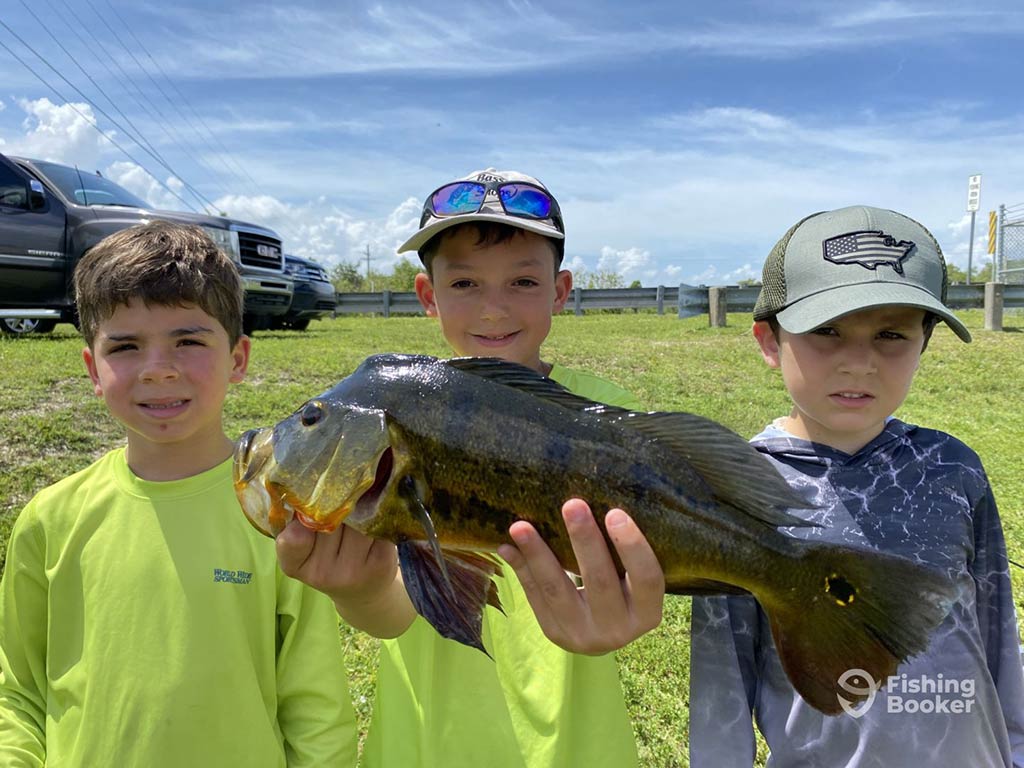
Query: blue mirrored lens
499 184 552 218
431 182 486 216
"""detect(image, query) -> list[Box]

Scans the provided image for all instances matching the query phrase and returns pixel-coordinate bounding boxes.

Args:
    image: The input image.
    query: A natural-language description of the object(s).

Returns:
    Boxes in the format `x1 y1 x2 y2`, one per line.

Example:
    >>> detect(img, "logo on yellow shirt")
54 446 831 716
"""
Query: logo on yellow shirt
213 568 252 584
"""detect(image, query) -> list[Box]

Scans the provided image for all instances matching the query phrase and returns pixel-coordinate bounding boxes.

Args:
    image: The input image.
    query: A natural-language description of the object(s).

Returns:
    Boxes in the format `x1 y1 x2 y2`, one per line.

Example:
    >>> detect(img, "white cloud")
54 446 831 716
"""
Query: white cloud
688 265 722 286
3 88 1022 286
721 263 760 284
597 245 651 281
213 193 421 269
829 2 951 28
105 161 187 211
947 213 974 237
124 2 1024 80
7 98 110 166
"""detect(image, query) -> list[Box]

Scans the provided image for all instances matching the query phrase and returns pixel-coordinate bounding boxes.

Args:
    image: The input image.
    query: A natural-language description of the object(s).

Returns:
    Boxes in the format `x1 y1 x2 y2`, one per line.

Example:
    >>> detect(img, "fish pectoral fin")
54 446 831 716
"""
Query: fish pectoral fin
398 541 504 655
443 357 629 416
614 411 817 527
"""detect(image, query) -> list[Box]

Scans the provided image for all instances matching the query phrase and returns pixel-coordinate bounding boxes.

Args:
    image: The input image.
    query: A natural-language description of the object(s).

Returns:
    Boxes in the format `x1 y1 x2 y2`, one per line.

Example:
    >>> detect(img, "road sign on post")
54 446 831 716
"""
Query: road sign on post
967 175 982 212
966 175 982 283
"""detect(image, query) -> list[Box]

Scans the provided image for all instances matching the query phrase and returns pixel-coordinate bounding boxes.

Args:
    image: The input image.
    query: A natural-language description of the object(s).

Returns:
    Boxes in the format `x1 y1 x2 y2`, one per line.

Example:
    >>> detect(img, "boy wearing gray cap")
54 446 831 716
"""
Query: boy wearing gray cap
277 168 666 768
689 206 1024 766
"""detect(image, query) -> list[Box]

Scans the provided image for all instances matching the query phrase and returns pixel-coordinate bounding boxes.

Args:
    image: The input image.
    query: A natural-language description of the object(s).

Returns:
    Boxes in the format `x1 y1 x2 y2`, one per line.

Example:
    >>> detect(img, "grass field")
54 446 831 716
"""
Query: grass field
1 310 1021 767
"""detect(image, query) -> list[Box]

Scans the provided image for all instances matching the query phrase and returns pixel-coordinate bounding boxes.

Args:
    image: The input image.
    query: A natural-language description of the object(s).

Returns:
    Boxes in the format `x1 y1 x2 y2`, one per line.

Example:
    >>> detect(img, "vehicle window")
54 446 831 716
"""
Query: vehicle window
0 164 28 210
30 160 152 208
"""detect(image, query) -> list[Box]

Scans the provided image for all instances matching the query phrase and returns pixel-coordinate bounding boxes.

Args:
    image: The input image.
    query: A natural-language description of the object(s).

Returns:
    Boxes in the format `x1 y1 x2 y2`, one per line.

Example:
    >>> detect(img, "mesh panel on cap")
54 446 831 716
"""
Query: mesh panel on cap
752 212 821 320
900 211 950 303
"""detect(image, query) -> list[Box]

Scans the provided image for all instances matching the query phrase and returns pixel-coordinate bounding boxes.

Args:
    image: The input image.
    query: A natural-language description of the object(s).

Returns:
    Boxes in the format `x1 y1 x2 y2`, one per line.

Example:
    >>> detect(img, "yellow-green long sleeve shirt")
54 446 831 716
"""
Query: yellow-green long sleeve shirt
0 449 358 767
361 365 642 768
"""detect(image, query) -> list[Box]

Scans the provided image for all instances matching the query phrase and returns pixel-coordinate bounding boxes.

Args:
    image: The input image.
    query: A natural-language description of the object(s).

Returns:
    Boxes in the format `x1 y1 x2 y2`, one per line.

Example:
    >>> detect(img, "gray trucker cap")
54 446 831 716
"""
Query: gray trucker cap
753 205 971 342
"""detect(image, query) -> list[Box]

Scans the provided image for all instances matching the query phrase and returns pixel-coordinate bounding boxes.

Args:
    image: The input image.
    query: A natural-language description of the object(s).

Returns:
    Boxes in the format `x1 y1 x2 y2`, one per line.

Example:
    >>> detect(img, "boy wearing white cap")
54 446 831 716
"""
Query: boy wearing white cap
277 168 666 767
689 206 1024 767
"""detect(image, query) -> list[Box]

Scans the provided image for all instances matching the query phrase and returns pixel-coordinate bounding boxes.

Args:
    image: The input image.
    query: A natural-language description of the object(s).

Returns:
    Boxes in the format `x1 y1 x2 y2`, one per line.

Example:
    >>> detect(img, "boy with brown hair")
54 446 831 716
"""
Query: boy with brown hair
0 221 358 766
277 168 666 767
689 206 1024 767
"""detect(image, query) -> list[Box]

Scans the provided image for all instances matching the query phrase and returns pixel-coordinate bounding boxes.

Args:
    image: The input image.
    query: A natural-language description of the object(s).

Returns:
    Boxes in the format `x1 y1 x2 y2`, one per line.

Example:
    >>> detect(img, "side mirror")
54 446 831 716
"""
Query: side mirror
28 179 46 210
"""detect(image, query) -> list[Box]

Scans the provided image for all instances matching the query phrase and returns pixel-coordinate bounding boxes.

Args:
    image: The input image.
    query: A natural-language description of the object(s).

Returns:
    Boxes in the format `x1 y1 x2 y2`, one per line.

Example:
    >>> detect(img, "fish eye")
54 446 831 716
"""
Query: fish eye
299 401 325 427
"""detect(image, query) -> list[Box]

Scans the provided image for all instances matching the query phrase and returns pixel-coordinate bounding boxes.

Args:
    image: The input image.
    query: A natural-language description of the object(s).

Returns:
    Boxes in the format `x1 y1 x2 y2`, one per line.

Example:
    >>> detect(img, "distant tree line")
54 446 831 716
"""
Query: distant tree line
327 259 998 294
329 260 634 292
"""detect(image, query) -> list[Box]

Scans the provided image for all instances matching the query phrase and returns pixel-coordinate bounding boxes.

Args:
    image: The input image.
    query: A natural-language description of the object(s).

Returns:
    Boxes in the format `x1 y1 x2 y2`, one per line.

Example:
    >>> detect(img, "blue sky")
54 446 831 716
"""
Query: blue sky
1 0 1021 285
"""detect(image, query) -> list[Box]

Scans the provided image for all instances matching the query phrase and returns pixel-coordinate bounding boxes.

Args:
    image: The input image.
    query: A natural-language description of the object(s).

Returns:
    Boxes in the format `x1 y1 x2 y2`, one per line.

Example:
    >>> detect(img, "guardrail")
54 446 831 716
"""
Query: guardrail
338 283 1023 322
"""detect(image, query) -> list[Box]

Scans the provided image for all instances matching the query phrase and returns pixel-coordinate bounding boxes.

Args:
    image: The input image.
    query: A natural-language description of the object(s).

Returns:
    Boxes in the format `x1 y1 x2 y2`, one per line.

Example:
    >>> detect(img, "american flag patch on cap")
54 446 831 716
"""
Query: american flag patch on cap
822 230 914 274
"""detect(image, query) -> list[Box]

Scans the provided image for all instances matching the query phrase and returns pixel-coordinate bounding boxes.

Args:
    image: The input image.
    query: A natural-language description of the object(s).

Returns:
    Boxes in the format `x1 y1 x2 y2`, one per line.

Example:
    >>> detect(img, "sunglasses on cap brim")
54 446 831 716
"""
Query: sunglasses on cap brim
421 180 563 232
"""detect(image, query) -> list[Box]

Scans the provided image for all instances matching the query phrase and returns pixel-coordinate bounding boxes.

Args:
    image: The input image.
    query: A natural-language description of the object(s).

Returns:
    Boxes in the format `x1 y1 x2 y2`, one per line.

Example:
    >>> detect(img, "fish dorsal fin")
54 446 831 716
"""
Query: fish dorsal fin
443 357 629 416
614 412 816 528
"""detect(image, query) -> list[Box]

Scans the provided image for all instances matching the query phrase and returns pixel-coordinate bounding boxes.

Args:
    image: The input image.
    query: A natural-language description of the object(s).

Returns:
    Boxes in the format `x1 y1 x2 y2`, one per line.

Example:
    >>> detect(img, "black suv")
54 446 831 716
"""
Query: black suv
272 254 337 330
0 153 293 335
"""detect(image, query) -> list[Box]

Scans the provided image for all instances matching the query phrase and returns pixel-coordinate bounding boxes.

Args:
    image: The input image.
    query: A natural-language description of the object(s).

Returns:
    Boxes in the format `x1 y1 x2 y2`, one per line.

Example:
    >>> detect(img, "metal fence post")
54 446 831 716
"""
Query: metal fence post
382 289 391 319
997 204 1005 283
984 282 1004 331
573 286 582 316
656 285 665 315
708 286 728 327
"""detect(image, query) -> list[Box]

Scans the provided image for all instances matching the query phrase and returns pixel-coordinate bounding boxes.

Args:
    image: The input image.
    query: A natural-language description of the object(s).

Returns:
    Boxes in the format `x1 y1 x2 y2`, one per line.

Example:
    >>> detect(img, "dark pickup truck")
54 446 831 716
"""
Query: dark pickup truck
0 153 293 335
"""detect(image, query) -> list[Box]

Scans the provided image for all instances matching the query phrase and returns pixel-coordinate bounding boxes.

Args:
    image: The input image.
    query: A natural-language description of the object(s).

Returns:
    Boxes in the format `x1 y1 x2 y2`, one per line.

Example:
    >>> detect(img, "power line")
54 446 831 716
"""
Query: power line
0 30 200 213
82 0 235 203
0 14 215 212
101 0 262 198
69 0 223 209
24 0 172 173
53 0 167 151
48 0 215 212
0 14 223 214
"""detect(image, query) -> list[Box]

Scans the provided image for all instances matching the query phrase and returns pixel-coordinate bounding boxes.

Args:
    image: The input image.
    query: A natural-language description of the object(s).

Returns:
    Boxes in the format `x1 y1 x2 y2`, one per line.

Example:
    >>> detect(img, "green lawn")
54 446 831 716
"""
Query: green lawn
1 310 1021 767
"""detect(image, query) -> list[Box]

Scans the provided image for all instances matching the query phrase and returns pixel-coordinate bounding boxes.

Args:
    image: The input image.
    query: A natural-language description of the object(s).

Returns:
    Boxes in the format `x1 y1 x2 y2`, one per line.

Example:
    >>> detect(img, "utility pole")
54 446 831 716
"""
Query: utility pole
364 244 375 292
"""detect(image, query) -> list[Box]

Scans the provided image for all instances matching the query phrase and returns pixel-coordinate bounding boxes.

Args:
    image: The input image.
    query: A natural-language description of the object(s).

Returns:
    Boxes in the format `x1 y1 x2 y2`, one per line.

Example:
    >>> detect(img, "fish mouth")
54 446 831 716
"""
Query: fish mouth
234 429 267 486
350 446 394 525
272 445 396 534
233 428 283 536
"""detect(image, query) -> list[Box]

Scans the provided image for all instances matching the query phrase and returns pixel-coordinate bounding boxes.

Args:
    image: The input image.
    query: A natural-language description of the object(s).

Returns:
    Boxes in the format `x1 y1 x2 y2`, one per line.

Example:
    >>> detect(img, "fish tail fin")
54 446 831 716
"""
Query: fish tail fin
761 543 955 715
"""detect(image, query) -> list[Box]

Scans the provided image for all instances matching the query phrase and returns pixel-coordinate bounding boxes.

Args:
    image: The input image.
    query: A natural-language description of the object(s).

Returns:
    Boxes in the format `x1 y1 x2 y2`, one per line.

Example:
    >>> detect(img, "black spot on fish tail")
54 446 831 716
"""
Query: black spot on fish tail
759 542 955 715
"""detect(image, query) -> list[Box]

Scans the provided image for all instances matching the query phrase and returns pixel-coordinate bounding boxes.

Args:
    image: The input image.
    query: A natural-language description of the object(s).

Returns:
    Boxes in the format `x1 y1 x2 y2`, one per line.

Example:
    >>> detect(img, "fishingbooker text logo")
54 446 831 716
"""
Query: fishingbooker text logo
837 669 976 718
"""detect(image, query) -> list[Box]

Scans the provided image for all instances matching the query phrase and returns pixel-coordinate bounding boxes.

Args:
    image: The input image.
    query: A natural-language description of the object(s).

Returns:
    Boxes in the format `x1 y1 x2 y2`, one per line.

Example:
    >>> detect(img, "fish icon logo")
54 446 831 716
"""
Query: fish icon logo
823 230 915 274
837 668 880 718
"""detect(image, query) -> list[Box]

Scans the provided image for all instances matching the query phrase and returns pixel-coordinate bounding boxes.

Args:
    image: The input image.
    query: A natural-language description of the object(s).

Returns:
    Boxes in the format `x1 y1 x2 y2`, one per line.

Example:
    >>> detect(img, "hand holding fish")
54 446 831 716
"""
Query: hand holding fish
275 519 417 638
499 500 665 655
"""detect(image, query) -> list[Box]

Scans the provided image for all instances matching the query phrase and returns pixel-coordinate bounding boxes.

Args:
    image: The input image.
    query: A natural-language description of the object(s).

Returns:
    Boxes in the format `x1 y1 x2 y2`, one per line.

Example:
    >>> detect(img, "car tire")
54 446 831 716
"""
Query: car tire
242 314 272 335
0 318 57 335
